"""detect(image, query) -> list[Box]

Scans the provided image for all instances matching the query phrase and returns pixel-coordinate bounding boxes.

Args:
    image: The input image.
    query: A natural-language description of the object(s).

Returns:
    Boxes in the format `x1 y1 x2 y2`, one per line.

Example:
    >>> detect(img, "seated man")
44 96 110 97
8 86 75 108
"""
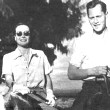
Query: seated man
1 22 58 110
68 0 110 110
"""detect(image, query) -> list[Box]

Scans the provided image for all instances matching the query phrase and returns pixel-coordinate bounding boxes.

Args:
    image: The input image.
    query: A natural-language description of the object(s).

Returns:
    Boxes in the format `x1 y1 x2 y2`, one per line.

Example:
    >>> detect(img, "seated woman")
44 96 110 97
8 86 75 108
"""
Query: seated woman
1 23 58 110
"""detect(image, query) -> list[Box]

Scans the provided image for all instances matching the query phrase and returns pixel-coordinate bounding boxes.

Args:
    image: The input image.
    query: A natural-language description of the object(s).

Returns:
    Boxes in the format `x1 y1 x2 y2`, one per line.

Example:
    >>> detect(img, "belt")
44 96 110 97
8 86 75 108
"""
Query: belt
17 87 48 103
28 87 48 103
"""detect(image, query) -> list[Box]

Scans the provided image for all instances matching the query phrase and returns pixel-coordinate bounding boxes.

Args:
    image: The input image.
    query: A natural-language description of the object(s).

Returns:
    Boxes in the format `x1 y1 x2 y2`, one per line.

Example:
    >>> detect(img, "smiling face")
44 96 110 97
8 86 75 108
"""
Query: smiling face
88 4 106 33
15 25 30 47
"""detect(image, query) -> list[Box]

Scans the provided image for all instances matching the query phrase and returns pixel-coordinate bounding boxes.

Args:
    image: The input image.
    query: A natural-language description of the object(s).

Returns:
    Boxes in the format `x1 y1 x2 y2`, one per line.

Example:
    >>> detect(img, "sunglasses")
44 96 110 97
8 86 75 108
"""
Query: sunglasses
16 31 30 36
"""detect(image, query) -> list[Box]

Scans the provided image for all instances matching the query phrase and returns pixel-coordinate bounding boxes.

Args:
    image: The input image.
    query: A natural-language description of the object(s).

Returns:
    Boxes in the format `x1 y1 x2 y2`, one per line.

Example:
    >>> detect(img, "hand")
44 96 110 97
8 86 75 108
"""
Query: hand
0 84 10 96
88 66 108 76
107 66 110 77
46 93 56 107
46 89 56 106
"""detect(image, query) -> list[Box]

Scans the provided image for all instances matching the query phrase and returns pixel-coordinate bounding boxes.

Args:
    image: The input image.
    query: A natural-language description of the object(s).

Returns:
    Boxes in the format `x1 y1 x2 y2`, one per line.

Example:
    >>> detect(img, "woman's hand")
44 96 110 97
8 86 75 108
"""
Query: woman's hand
0 83 10 96
46 89 56 106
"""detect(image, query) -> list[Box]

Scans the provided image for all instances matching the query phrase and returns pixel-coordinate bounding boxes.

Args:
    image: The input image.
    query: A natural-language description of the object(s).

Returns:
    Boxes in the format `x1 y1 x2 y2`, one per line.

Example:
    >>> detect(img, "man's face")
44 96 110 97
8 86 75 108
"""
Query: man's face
88 4 106 33
15 25 30 47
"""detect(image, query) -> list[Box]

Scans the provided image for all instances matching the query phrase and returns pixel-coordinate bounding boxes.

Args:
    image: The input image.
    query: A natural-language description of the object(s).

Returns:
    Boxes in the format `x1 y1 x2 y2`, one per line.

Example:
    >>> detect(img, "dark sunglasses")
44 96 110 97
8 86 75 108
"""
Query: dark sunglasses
16 31 30 36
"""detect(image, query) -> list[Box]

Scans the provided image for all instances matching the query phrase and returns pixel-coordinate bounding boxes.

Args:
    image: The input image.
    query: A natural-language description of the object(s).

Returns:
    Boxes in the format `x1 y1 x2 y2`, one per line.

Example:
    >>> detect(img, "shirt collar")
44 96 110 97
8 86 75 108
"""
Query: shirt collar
13 48 38 60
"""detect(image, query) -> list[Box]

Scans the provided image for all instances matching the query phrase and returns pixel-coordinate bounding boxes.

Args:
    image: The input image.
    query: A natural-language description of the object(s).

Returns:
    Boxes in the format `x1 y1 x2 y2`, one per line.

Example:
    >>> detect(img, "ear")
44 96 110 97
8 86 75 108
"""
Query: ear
105 11 108 19
14 35 17 41
106 11 108 15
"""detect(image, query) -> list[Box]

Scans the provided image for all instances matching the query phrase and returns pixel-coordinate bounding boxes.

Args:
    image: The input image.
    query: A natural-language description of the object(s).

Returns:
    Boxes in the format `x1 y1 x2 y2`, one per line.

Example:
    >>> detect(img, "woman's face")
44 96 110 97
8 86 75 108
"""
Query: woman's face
15 25 30 47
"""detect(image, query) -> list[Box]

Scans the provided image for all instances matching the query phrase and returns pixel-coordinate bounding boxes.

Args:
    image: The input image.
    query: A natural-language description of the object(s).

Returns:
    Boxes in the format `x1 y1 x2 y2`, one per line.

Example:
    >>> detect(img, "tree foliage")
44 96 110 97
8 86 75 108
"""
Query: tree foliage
0 0 82 65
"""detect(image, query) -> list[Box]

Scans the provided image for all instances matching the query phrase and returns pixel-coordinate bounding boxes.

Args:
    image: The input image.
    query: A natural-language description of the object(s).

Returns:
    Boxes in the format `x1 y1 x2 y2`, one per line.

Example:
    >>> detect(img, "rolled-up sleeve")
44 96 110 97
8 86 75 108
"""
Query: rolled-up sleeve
2 54 12 77
70 38 85 68
70 50 84 67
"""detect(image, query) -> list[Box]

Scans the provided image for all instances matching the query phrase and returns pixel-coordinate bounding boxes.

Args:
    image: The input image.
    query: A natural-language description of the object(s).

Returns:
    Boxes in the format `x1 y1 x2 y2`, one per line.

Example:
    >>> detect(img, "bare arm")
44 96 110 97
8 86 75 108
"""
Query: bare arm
68 63 108 80
45 74 56 106
5 74 13 92
45 74 53 90
68 63 90 80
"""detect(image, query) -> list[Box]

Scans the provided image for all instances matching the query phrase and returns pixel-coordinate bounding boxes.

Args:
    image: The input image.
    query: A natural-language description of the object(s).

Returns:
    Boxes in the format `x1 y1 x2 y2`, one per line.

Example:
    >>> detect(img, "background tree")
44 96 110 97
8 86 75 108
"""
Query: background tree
0 0 83 73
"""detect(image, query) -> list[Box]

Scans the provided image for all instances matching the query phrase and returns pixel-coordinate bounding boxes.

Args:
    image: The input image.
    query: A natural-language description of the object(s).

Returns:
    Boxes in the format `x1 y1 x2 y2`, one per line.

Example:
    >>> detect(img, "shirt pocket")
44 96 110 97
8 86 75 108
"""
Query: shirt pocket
12 60 28 80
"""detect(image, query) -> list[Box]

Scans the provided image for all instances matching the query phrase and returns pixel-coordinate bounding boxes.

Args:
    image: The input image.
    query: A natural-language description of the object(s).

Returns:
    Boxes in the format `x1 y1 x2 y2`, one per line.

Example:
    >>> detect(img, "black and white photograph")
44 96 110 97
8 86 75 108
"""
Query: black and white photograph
0 0 110 110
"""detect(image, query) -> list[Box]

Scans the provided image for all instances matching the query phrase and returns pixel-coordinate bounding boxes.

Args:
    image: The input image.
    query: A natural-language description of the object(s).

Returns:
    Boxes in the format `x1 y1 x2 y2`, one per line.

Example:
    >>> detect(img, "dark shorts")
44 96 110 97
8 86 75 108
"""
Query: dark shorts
71 76 110 110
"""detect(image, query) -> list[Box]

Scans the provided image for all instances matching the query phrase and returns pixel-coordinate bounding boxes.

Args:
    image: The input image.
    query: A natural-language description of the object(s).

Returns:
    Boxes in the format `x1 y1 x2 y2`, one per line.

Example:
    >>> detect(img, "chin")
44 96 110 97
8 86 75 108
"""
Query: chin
20 43 29 47
94 29 104 34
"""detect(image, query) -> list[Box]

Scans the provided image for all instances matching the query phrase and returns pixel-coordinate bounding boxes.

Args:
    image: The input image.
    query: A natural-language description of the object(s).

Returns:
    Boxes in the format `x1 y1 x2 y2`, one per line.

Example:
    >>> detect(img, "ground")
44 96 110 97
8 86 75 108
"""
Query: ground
55 97 75 110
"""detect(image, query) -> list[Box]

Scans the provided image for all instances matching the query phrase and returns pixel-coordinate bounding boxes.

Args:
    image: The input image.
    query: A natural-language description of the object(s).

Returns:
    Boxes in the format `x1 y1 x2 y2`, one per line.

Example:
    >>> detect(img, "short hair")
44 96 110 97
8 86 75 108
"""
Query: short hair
14 22 30 35
86 0 107 16
14 22 34 47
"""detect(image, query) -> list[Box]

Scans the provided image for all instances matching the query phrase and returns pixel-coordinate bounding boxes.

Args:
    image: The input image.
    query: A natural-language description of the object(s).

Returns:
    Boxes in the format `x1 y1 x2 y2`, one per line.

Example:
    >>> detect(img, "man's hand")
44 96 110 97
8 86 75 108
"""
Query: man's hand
88 66 108 76
107 66 110 77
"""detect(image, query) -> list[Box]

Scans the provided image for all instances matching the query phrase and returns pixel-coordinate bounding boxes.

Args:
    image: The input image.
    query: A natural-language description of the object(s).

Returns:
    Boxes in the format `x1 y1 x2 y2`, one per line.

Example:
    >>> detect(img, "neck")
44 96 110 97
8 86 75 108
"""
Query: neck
93 27 107 35
17 46 30 56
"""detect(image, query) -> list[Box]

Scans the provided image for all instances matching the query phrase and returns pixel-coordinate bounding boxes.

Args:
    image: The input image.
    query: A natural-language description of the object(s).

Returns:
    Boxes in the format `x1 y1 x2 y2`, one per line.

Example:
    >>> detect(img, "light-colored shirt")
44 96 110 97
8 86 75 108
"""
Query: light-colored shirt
70 29 110 78
2 48 52 93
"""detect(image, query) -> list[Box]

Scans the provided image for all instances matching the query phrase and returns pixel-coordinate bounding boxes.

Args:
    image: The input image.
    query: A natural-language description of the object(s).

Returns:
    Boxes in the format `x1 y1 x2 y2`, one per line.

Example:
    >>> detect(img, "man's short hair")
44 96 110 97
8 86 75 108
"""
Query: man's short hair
86 0 107 16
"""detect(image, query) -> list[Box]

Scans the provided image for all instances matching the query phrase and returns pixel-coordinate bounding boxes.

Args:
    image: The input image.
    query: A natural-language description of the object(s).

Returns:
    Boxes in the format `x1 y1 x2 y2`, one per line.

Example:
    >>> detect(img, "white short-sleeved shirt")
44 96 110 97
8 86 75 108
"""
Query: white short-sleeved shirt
70 29 110 77
2 48 52 91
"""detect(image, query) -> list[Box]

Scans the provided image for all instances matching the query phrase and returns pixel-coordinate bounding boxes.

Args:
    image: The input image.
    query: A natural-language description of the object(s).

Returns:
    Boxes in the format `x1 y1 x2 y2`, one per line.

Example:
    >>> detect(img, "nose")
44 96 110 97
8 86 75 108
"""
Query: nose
21 33 25 38
94 17 98 23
